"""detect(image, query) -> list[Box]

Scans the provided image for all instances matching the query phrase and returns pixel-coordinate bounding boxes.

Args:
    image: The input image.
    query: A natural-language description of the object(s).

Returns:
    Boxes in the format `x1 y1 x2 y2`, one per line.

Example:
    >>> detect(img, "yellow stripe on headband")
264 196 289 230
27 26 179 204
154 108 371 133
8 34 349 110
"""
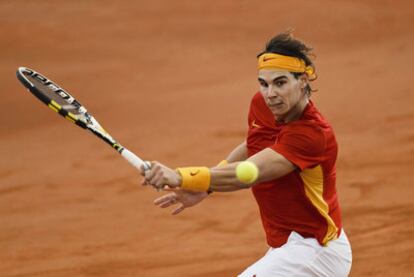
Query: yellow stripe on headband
258 53 316 80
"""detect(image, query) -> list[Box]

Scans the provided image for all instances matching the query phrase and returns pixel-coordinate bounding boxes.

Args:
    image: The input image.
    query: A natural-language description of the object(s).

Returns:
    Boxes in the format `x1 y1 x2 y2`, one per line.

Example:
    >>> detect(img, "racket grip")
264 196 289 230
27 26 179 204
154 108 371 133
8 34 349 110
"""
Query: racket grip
121 148 150 172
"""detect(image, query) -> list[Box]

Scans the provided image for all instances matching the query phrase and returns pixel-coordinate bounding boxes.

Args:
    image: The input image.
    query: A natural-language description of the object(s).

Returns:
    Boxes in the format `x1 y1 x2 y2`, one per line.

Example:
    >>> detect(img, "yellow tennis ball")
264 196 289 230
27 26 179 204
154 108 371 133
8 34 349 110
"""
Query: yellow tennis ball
236 161 259 184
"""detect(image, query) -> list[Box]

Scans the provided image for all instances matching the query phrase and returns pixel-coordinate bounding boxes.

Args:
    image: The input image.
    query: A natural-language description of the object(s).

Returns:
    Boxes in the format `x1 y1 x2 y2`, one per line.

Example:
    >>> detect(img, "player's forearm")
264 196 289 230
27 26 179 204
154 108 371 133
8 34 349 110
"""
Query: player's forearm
202 142 247 192
208 162 250 192
175 149 296 193
175 162 250 192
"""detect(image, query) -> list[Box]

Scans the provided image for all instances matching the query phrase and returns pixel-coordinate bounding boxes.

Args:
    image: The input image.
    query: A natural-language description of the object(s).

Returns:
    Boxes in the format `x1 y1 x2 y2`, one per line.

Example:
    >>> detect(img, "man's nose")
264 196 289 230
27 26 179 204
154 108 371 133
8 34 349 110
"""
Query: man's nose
266 85 278 98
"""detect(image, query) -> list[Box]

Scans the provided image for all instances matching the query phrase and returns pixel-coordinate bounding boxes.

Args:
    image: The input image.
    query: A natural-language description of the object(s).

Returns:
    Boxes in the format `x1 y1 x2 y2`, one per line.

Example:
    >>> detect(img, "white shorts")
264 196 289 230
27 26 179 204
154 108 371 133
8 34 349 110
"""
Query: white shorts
238 229 352 277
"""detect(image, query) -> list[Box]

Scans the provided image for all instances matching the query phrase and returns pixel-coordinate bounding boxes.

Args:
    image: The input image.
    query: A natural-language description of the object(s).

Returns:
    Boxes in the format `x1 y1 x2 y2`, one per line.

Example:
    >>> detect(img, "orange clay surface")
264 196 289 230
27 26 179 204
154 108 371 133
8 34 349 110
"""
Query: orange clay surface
1 1 413 276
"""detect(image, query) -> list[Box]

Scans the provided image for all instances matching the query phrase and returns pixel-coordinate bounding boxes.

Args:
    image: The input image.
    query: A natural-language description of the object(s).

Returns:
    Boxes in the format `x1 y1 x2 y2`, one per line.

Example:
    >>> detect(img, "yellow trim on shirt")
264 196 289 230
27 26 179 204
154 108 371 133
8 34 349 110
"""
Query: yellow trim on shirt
300 165 338 245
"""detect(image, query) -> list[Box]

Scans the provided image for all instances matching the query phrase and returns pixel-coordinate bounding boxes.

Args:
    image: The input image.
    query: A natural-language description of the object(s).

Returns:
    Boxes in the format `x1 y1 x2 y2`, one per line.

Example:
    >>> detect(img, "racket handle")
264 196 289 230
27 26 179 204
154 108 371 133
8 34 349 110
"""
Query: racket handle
120 148 150 172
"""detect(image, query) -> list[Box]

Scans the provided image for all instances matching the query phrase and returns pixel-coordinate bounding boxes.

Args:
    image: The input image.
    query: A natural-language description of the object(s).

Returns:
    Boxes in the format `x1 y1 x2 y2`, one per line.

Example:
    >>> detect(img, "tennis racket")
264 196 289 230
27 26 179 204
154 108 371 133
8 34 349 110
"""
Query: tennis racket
16 67 150 173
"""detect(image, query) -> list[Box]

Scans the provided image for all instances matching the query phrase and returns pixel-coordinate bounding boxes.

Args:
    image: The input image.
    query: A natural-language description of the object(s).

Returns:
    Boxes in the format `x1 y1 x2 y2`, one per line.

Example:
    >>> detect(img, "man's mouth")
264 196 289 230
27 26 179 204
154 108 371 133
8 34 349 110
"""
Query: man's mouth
269 102 284 107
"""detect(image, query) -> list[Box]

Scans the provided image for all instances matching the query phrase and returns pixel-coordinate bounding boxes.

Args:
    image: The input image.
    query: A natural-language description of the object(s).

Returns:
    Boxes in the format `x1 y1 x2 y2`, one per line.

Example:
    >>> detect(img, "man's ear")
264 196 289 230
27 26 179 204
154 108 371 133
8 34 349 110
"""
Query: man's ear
300 74 309 89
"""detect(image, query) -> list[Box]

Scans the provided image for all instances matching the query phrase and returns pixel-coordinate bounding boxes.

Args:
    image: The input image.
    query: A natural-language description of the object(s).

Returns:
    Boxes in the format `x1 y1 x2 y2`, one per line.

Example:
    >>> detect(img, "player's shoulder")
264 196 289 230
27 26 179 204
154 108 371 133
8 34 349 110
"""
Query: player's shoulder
283 120 325 139
283 102 330 138
251 91 263 100
299 101 333 131
249 92 272 115
250 91 265 106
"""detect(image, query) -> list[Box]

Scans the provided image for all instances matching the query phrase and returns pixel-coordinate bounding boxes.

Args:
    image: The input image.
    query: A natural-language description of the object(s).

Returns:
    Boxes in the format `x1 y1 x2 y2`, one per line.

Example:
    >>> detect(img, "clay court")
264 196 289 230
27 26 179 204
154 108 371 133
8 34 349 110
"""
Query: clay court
1 0 413 276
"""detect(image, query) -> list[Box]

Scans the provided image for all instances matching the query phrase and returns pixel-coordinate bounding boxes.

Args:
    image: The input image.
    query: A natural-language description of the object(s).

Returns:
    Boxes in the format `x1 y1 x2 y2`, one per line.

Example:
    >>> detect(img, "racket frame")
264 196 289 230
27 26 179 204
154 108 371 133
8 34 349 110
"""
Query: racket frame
16 67 149 171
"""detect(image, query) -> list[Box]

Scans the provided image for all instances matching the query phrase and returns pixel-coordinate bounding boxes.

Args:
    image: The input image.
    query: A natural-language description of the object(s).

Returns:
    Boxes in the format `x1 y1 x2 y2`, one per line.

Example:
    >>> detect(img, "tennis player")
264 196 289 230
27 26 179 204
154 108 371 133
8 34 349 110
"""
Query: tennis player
142 32 352 276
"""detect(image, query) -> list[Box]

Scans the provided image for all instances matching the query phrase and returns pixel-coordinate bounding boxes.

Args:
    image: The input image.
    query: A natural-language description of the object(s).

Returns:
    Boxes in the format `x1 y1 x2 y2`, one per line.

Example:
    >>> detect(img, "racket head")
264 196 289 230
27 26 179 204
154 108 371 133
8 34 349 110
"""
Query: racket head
16 67 89 125
16 67 119 148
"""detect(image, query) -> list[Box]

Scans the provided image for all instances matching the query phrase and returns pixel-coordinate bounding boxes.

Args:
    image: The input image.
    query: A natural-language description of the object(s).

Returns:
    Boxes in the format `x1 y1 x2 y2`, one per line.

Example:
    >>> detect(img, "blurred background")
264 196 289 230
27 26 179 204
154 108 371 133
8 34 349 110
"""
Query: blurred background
1 0 413 276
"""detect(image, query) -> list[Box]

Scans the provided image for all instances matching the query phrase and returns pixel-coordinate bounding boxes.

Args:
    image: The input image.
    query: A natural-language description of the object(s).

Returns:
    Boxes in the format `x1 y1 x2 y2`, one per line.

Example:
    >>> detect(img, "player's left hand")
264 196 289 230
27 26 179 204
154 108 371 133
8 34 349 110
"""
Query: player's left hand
140 161 182 190
154 188 209 215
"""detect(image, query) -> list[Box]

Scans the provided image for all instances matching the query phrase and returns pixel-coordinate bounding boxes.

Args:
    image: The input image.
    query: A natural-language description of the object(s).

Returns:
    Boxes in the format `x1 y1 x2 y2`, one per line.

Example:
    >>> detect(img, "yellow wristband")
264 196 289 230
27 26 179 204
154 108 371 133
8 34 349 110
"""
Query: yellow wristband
176 167 211 192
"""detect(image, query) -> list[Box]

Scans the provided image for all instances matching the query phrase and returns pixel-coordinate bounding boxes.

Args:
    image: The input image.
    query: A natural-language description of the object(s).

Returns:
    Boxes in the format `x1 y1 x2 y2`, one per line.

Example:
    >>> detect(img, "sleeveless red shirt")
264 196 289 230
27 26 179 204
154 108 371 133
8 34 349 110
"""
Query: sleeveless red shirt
247 92 342 247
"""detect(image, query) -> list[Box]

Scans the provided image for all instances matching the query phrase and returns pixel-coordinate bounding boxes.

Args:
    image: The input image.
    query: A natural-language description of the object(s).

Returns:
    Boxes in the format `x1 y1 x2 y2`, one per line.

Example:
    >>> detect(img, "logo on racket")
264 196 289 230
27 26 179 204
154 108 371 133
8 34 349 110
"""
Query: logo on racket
23 68 74 103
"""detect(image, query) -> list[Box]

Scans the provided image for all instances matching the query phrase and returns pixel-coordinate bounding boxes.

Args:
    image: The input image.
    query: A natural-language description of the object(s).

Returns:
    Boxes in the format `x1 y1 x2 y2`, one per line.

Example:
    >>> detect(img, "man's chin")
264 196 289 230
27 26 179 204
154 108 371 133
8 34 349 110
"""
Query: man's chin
271 108 286 117
270 107 286 121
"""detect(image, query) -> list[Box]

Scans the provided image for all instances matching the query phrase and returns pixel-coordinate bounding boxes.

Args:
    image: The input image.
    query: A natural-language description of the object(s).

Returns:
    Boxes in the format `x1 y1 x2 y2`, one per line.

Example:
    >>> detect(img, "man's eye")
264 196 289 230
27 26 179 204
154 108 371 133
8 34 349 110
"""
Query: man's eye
275 80 286 87
259 81 268 87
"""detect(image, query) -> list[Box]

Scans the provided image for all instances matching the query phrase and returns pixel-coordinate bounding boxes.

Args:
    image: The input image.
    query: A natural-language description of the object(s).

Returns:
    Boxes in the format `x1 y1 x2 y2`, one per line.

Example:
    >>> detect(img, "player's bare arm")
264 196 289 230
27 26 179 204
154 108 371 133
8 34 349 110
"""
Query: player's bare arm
210 148 295 191
142 148 295 192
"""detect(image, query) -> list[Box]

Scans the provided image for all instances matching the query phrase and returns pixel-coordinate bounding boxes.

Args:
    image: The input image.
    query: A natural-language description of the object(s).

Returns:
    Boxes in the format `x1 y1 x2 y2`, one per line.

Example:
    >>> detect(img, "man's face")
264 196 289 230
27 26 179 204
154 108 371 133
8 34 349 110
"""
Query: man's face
258 69 306 119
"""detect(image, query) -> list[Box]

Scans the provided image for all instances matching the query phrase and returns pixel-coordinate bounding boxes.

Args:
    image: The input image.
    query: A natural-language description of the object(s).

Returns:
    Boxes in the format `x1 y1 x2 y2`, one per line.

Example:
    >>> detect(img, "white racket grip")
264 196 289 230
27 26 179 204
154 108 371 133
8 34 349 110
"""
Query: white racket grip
121 148 148 173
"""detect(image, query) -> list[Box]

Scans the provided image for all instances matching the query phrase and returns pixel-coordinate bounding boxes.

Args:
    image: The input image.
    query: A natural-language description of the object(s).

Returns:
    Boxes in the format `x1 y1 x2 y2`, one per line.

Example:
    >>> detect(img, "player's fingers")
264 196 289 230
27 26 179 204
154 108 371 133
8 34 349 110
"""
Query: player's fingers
140 177 148 186
144 170 152 183
155 170 176 190
140 164 147 176
146 166 161 186
155 195 178 208
154 193 176 205
172 204 185 215
144 161 160 183
153 171 167 190
140 161 152 176
140 171 151 186
159 199 176 208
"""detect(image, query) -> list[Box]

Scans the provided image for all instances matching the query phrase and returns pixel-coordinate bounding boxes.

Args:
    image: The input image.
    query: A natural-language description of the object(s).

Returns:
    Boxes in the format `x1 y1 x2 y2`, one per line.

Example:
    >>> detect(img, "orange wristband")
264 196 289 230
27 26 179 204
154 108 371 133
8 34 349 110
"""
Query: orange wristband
176 167 211 192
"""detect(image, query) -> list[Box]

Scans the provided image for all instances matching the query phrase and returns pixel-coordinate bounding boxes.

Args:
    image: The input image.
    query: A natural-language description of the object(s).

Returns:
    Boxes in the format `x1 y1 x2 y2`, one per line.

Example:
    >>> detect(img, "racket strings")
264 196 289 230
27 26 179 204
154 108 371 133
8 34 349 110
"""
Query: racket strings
25 73 92 123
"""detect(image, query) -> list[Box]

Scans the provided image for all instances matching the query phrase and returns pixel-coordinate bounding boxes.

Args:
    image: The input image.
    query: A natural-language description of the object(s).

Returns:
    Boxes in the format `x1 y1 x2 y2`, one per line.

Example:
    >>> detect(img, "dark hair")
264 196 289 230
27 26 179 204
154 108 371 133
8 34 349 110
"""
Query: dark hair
258 31 316 95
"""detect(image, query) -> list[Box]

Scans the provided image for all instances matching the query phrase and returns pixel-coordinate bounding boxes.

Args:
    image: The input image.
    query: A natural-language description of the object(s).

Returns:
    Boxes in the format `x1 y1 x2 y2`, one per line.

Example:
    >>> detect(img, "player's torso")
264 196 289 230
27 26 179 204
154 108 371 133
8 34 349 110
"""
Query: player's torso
246 92 342 247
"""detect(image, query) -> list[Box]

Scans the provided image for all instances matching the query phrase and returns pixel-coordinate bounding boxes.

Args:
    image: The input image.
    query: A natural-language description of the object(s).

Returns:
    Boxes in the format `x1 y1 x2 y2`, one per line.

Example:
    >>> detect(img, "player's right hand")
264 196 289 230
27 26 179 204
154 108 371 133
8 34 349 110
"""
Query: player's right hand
140 161 182 190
